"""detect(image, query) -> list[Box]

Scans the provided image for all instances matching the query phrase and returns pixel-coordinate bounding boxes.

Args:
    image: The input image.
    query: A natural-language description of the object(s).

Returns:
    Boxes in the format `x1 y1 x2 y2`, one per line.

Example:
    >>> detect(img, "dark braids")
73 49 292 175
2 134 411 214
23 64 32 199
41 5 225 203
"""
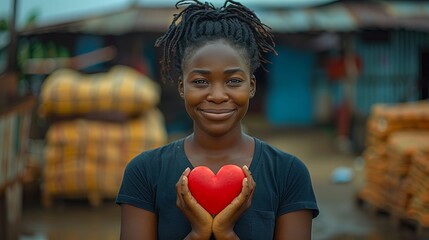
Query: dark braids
155 0 277 82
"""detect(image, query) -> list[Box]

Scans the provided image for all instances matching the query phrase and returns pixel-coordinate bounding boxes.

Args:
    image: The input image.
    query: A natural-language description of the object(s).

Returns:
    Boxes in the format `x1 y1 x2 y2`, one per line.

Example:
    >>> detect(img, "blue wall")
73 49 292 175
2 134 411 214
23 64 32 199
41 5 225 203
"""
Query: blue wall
355 30 429 115
265 46 316 126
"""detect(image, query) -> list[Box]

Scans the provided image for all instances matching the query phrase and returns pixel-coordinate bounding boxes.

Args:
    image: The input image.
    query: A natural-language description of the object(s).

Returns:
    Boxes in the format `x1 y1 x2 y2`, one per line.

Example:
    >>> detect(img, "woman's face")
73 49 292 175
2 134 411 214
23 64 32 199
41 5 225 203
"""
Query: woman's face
179 40 256 137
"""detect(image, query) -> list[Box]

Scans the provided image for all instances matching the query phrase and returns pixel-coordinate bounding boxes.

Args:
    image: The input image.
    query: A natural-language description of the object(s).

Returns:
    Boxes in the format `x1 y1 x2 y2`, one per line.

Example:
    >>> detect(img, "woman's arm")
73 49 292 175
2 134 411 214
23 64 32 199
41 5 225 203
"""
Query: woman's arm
120 204 157 240
274 210 313 240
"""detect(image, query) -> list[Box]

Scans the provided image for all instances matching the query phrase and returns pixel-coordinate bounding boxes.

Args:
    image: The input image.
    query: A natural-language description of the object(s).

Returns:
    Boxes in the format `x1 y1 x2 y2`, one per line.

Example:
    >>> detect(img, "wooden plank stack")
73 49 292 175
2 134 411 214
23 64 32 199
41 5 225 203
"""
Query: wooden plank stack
357 100 429 231
406 149 429 229
384 131 429 218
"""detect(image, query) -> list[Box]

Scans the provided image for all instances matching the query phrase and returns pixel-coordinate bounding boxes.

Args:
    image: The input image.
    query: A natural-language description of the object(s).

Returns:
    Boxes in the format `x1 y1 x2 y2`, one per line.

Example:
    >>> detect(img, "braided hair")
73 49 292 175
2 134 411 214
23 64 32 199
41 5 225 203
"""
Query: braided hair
155 0 277 82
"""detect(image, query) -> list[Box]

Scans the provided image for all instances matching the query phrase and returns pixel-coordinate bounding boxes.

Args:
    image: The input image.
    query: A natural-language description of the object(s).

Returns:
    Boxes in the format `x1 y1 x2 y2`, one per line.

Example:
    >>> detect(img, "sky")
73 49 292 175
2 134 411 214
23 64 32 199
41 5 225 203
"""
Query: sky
0 0 335 29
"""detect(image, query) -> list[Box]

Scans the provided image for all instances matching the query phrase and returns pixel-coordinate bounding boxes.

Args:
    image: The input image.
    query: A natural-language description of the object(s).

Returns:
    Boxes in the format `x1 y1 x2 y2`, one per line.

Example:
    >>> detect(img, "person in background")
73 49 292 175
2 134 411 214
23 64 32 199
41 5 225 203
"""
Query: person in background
116 0 319 239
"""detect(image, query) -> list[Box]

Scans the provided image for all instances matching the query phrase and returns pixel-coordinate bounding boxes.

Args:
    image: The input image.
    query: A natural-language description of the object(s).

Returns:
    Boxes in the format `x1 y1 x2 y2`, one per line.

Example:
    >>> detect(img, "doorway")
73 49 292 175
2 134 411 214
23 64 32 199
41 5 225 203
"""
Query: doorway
419 48 429 100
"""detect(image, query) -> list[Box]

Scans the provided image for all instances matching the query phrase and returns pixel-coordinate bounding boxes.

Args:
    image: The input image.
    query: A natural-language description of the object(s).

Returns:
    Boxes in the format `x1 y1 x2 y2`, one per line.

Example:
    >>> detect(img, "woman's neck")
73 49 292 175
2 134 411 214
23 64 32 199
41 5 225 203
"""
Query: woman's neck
184 126 254 171
189 125 247 151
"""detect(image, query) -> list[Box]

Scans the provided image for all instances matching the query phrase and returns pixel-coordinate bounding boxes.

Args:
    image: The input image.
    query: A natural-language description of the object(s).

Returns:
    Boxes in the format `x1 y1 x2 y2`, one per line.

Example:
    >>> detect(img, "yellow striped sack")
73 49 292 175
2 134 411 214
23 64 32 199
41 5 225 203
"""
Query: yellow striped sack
38 65 161 118
43 109 167 196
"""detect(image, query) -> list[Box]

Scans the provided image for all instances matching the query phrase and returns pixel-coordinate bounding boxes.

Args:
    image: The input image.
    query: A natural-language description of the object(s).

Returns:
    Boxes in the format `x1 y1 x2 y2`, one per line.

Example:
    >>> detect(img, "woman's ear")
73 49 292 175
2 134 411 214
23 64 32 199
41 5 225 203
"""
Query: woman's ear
178 78 184 98
250 75 256 98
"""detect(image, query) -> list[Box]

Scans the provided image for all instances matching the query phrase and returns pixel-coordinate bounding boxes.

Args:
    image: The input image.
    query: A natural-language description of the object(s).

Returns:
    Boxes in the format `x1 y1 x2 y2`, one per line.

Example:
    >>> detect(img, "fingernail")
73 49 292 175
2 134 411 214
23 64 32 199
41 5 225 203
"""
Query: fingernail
243 178 248 185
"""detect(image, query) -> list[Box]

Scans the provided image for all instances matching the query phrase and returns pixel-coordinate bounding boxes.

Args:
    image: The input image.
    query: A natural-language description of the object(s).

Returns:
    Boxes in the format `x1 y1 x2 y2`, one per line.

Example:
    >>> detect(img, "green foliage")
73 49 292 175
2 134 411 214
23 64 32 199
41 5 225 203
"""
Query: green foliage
0 18 8 31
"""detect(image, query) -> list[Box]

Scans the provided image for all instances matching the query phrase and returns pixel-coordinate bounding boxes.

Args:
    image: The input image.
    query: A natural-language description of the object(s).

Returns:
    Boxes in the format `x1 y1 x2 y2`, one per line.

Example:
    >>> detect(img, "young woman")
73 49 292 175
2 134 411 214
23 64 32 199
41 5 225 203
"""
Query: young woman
116 1 319 239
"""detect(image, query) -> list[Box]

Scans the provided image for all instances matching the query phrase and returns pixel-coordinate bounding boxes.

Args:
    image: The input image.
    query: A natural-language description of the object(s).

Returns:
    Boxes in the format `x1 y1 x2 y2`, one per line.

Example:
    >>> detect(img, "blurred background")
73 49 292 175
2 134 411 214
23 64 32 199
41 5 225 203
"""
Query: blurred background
1 0 429 239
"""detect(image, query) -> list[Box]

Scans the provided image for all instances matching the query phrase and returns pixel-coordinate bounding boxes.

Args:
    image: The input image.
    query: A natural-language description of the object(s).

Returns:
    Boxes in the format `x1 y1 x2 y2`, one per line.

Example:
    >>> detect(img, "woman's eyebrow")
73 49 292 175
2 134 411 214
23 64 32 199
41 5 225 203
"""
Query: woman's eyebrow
224 68 245 74
189 68 245 75
190 69 210 74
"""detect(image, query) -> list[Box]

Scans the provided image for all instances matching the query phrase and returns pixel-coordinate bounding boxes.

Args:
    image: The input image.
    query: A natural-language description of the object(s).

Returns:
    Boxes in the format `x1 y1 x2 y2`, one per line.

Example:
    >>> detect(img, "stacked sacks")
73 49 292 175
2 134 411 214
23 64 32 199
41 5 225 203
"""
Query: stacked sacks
382 131 429 218
406 149 429 228
38 65 160 119
39 66 167 206
358 101 429 210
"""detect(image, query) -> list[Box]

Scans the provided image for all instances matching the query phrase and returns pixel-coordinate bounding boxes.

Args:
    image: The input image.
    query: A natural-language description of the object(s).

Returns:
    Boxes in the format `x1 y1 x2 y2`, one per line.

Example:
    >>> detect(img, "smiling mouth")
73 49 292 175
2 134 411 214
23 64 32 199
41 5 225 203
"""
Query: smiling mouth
199 109 236 121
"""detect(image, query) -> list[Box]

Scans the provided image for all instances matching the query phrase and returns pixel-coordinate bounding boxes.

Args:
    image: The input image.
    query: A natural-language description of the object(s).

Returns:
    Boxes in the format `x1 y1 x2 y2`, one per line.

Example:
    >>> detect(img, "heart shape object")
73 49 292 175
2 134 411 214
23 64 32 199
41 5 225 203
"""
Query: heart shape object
188 165 245 215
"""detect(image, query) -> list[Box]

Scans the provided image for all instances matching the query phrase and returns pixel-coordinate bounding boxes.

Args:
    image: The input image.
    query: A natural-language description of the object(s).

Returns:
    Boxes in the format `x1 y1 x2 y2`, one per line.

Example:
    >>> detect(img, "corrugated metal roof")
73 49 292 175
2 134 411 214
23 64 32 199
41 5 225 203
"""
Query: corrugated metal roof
19 7 179 35
259 1 429 32
257 4 357 32
19 1 429 35
78 8 179 34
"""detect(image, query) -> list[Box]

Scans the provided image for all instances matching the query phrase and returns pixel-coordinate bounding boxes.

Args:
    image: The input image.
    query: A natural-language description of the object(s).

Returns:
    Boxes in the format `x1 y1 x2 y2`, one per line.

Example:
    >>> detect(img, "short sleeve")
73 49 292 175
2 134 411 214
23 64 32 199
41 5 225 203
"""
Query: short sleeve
115 154 156 212
278 157 319 218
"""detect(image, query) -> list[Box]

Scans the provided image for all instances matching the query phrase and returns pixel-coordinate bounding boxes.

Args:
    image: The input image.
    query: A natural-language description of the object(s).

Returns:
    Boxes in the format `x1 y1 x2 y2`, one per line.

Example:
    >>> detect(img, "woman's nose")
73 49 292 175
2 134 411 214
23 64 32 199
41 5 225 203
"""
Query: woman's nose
207 84 228 103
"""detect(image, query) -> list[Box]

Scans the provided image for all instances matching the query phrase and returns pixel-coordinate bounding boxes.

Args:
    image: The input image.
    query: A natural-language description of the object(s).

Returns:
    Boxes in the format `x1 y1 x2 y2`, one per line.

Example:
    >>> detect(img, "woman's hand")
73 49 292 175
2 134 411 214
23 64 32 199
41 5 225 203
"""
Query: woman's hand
212 165 255 240
176 168 213 240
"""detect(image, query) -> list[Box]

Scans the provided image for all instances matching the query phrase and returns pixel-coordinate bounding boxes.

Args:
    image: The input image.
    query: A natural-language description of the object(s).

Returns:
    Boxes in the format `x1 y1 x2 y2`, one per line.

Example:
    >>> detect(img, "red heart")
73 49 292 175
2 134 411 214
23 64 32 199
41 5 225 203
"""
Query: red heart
188 165 245 215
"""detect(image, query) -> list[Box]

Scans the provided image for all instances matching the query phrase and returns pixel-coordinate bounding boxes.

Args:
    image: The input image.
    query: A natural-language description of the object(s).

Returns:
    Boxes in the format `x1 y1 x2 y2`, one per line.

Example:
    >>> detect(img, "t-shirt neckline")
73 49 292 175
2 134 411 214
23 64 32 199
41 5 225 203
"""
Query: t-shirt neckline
176 137 262 173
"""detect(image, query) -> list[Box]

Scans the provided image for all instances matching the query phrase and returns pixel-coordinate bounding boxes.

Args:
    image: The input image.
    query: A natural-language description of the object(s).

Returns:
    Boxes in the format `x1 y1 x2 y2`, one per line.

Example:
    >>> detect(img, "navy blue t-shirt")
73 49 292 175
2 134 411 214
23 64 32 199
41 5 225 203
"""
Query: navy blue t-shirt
116 137 319 239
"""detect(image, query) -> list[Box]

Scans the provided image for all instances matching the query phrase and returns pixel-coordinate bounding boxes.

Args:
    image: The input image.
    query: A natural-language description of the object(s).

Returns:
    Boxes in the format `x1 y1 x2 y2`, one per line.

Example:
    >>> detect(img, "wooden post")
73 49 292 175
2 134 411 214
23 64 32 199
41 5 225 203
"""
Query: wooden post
7 0 18 72
0 95 35 240
1 0 19 103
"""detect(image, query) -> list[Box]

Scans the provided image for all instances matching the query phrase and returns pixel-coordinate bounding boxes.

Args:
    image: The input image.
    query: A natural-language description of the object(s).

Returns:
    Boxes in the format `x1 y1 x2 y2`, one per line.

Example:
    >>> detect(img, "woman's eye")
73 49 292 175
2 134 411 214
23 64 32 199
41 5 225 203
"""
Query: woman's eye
193 79 208 85
227 78 243 85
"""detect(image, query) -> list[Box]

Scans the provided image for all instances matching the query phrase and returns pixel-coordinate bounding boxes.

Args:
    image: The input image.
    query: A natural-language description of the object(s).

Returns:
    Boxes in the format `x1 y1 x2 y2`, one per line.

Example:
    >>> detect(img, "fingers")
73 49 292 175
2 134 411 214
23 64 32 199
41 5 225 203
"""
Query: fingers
243 165 251 176
242 165 256 193
176 168 188 192
183 167 191 177
240 178 254 203
175 168 214 236
182 168 191 197
176 167 191 206
240 165 256 209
